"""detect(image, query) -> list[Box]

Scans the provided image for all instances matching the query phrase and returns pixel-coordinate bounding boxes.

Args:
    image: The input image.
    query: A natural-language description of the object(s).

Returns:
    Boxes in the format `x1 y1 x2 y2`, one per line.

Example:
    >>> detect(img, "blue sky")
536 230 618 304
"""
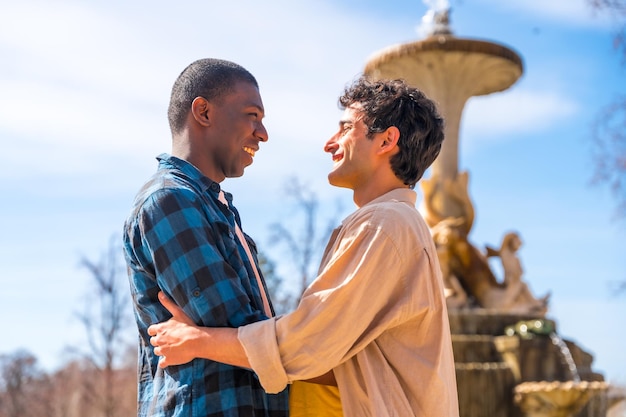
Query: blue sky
1 0 625 385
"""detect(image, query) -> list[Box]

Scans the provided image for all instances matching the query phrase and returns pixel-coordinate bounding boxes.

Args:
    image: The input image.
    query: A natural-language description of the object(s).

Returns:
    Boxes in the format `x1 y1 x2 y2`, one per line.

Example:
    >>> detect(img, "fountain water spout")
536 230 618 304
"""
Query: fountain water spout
549 333 581 383
505 319 581 383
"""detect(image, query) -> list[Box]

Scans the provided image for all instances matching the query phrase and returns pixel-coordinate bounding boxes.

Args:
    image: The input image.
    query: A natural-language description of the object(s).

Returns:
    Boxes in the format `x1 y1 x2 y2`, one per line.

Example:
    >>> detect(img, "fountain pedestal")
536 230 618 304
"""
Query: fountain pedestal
449 310 610 417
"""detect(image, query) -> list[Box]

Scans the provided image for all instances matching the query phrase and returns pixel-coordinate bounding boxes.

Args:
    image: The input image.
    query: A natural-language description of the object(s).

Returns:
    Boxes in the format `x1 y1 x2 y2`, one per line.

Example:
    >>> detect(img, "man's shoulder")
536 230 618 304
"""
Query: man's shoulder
135 169 203 207
124 170 209 233
346 196 432 251
354 196 422 227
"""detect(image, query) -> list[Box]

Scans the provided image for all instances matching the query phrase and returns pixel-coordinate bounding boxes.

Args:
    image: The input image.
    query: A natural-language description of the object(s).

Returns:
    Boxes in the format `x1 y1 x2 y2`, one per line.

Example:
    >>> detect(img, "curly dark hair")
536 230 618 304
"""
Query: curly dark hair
167 58 258 135
339 77 444 188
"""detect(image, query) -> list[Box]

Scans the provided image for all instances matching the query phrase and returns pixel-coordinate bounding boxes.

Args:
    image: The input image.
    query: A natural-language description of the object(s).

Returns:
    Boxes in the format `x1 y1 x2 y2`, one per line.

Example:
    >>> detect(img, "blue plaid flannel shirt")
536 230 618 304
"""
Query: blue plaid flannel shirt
123 154 289 417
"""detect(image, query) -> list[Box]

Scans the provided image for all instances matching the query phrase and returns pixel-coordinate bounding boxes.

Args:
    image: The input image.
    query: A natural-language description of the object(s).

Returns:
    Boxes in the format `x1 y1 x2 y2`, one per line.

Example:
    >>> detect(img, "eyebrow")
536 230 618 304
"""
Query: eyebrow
339 119 350 128
339 113 365 127
246 103 265 116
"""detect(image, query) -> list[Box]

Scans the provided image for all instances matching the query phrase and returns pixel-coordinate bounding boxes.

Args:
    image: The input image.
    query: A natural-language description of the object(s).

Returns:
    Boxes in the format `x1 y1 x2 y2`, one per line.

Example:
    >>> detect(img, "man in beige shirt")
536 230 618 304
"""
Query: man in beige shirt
148 77 460 417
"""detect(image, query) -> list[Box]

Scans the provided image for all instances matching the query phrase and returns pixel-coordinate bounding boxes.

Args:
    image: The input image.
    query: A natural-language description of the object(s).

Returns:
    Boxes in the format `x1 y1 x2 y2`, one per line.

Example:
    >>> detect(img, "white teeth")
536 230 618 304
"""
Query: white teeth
243 147 255 157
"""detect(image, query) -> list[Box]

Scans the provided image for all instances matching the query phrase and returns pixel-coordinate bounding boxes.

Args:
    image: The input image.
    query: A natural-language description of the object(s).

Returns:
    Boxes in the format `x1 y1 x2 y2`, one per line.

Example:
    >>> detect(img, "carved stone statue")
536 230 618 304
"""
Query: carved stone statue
485 232 550 314
420 171 474 234
432 217 468 309
431 217 503 310
428 217 548 314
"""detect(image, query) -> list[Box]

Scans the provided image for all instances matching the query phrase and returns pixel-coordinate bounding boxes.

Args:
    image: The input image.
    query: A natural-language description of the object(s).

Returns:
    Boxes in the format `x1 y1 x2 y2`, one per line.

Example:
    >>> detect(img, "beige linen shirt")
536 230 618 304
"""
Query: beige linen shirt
239 188 459 417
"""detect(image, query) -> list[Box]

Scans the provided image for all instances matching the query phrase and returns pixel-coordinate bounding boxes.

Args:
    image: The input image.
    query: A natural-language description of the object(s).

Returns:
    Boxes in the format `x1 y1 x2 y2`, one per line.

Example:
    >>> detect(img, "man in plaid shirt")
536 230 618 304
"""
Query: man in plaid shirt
122 58 289 416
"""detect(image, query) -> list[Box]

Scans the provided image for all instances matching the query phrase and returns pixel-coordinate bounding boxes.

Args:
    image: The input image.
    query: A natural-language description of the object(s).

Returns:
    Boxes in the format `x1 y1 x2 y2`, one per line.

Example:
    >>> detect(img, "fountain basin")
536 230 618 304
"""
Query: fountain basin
514 381 609 417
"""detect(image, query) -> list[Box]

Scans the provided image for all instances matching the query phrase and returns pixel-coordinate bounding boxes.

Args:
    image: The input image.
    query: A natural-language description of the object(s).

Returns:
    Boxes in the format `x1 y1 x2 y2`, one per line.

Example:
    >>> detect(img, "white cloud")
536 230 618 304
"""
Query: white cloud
462 88 579 141
0 1 168 97
0 77 165 146
0 0 406 182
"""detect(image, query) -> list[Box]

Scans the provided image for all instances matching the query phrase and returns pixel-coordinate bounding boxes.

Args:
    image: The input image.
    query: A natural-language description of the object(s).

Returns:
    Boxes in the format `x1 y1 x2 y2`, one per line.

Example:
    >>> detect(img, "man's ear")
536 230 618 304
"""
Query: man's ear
377 126 400 155
190 96 212 127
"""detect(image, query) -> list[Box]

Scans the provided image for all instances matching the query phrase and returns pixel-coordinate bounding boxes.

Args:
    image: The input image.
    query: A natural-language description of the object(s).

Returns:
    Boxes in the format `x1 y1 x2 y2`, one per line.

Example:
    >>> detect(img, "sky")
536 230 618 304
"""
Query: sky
1 0 625 386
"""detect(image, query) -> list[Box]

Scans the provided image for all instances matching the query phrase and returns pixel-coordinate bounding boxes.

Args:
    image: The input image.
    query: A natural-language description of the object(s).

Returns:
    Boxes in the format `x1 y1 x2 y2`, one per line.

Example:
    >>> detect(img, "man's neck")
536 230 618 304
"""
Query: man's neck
353 181 408 208
171 142 225 184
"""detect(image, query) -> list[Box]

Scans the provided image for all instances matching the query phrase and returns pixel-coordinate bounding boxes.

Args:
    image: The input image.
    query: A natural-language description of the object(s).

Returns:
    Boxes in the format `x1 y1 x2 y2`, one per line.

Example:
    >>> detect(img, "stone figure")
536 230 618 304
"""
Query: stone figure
487 232 524 286
430 217 503 309
485 232 549 314
420 171 474 234
431 221 548 314
422 167 548 314
431 218 468 309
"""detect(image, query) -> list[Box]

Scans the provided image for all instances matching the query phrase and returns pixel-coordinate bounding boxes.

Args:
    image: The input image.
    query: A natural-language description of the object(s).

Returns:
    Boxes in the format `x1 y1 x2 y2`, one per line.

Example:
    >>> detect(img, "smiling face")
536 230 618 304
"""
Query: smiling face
324 105 378 191
203 81 267 181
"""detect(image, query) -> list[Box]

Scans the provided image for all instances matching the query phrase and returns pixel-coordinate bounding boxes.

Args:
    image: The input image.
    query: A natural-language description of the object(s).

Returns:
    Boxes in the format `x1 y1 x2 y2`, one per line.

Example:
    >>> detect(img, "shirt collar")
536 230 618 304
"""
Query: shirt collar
363 188 417 207
156 153 231 202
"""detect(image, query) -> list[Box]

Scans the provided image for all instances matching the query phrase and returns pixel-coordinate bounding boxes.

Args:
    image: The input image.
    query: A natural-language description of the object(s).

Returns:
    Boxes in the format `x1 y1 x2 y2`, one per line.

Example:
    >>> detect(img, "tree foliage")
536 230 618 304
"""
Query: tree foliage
0 350 43 417
0 238 138 417
0 352 136 417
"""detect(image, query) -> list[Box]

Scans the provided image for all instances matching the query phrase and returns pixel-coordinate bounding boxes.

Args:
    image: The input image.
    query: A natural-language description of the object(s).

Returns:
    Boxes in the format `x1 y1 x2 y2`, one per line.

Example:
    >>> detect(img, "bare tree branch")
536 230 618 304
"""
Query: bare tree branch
587 0 626 62
72 235 134 417
590 95 626 219
585 0 626 294
267 177 343 310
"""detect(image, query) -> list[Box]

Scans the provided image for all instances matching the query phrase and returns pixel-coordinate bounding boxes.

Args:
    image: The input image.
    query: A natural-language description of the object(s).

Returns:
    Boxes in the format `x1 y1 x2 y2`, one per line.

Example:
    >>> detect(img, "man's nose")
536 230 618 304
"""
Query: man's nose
323 134 337 152
256 122 269 142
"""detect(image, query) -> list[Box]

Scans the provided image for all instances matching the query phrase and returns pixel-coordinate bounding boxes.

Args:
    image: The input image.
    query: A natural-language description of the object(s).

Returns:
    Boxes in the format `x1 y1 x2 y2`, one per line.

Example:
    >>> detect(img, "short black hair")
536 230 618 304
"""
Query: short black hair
167 58 258 135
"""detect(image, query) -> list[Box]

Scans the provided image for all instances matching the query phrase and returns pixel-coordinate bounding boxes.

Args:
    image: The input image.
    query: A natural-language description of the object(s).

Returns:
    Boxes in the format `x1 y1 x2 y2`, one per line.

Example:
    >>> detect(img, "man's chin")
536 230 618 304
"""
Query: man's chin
327 175 351 189
227 169 245 179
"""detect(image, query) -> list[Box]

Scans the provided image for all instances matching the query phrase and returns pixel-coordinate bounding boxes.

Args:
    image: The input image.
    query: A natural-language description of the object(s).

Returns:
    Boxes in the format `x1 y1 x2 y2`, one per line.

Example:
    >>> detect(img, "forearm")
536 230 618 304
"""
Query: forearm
182 326 334 384
191 326 251 369
153 325 251 369
148 295 251 369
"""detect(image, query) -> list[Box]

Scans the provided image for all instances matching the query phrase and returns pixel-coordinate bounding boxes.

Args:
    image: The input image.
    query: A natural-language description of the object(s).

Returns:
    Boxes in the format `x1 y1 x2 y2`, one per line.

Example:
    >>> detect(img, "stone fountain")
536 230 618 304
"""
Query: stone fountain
363 2 617 416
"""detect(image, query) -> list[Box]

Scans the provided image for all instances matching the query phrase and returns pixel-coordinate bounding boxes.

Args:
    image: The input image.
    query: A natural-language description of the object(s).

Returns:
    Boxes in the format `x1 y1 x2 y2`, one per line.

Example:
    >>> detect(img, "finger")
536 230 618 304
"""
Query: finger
158 292 185 317
147 324 158 337
158 356 169 368
158 291 194 325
